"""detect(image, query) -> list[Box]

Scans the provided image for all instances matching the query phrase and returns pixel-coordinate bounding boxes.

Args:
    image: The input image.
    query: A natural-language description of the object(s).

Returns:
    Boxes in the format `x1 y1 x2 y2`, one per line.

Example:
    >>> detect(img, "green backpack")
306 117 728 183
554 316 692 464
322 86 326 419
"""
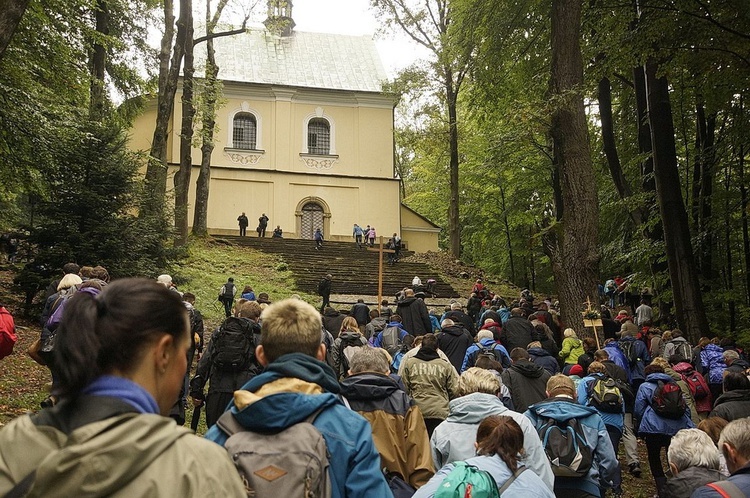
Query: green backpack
434 462 528 498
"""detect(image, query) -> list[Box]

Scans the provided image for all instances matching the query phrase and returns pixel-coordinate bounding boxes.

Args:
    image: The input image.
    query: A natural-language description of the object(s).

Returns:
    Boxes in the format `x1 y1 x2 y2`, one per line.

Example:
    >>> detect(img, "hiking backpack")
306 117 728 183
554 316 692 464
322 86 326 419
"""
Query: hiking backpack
380 326 403 356
0 306 17 360
586 376 624 413
338 335 364 378
475 345 510 368
681 368 710 400
652 380 687 419
216 409 332 498
433 461 500 498
671 341 693 363
219 282 235 301
537 416 593 478
619 340 640 366
212 317 256 372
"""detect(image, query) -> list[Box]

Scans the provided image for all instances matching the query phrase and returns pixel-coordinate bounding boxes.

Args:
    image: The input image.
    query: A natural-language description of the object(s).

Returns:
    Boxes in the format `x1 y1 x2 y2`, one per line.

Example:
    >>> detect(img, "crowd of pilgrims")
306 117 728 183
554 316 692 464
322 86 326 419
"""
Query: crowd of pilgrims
2 265 749 498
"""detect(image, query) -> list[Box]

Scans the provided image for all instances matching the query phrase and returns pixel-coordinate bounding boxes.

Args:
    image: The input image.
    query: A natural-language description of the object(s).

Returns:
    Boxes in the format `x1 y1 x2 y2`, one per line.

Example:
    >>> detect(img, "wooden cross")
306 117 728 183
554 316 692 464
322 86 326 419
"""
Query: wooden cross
367 236 396 309
583 296 601 350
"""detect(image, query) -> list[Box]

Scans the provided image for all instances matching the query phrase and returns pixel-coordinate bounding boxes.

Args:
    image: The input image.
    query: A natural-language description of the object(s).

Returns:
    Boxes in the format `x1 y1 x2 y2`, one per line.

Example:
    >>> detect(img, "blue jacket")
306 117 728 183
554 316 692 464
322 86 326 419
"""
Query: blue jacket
700 344 727 384
618 337 650 381
577 374 625 432
371 321 409 348
691 463 750 498
634 373 695 436
603 342 631 382
461 338 510 373
429 315 441 333
525 398 618 498
205 353 391 498
413 454 555 498
528 347 560 375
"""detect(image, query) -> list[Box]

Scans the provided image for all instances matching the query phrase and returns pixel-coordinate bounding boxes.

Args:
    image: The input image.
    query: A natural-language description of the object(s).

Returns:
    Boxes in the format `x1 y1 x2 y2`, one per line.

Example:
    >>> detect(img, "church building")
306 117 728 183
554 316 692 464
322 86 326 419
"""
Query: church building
127 1 440 252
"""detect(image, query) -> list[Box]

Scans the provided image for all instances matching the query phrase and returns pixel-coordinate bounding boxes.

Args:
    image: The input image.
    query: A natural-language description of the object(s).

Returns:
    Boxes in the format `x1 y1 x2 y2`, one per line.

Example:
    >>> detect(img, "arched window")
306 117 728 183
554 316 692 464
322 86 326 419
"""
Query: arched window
307 118 330 155
233 112 257 150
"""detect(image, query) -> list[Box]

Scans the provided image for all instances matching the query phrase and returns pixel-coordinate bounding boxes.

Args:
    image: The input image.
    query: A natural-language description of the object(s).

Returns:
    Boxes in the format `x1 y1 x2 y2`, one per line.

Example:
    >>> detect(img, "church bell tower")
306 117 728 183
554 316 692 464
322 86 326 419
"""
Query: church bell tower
264 0 295 37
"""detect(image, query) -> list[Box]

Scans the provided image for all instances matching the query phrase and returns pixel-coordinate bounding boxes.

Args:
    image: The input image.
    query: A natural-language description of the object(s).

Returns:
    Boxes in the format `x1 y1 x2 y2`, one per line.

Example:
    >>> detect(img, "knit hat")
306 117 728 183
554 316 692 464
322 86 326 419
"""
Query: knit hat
569 364 584 376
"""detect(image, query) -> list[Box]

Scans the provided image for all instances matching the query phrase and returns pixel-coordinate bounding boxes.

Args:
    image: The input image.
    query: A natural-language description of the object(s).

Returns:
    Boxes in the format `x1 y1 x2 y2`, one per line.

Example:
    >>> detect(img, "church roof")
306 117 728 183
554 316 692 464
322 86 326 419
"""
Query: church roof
203 29 388 93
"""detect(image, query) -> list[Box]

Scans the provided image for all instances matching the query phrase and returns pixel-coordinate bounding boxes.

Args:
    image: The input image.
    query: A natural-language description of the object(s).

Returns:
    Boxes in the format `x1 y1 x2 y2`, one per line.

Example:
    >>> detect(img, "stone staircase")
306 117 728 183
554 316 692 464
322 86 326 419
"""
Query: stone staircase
216 235 459 299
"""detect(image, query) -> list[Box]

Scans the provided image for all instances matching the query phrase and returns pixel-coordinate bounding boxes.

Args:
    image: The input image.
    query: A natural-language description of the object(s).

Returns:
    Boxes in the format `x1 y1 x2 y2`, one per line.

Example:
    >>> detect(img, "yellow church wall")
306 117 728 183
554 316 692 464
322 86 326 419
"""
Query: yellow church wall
400 205 441 253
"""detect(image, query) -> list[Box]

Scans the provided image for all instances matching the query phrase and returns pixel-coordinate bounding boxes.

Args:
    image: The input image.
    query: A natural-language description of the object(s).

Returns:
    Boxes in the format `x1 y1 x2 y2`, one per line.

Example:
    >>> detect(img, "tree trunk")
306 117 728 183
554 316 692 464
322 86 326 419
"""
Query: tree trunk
89 0 109 121
542 0 599 335
740 138 750 306
192 3 219 237
0 0 30 61
141 0 190 219
174 6 194 246
499 184 515 283
699 110 717 280
724 166 735 333
598 76 642 226
446 71 461 258
644 61 710 343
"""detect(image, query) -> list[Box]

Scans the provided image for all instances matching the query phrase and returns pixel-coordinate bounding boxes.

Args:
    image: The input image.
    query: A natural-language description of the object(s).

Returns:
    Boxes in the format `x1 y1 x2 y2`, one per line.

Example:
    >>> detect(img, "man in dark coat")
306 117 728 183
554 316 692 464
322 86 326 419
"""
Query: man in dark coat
237 212 249 236
349 299 371 334
318 274 332 313
443 302 476 336
396 289 433 336
257 213 269 237
322 306 346 339
500 308 534 353
436 319 473 373
500 347 551 413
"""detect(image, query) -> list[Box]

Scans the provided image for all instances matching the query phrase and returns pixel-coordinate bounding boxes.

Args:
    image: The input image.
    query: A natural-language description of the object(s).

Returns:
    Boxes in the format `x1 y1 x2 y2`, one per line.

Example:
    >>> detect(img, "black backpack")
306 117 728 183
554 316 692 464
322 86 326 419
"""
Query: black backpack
219 282 235 301
619 340 640 366
338 334 364 378
474 345 510 368
212 317 256 372
380 326 403 356
671 341 693 363
652 380 687 419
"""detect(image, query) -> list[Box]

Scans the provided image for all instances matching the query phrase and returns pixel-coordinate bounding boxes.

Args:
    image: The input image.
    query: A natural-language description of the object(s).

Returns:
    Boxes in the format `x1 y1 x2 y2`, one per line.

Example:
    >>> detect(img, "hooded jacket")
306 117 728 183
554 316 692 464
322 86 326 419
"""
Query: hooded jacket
692 463 750 498
710 389 750 421
413 454 555 498
663 336 692 362
339 373 434 488
672 362 713 414
401 354 459 419
501 359 552 413
364 316 388 340
524 397 618 498
618 336 650 381
634 373 695 436
322 308 346 339
663 466 724 498
499 316 534 353
370 321 409 349
700 344 727 384
430 392 554 491
576 373 625 431
397 297 433 336
205 353 390 498
443 310 475 336
560 337 585 365
603 342 631 382
528 347 560 375
663 366 699 424
330 331 368 380
0 396 244 497
436 325 474 372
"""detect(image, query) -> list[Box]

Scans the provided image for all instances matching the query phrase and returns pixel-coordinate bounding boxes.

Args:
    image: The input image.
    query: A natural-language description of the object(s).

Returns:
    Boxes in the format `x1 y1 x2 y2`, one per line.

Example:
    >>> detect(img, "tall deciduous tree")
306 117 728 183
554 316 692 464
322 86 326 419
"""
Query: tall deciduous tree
372 0 473 257
542 0 599 333
0 0 30 60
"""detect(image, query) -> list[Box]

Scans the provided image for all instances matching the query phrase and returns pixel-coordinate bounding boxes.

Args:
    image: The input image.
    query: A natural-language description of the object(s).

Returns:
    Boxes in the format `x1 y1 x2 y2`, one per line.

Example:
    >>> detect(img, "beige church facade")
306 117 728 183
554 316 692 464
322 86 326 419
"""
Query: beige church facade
127 9 440 253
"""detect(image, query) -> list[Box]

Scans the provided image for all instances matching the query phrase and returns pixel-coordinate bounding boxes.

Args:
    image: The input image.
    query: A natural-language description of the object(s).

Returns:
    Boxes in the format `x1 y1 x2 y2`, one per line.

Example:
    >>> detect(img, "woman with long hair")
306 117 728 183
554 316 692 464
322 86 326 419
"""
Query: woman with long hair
0 279 245 496
414 415 554 497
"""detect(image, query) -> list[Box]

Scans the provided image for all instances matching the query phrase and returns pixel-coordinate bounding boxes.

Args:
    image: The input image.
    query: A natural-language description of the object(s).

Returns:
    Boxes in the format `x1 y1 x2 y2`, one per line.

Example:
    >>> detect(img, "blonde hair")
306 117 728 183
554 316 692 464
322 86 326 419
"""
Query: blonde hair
458 367 501 396
260 299 322 362
650 356 670 370
588 361 607 375
563 328 577 339
547 374 576 397
58 273 83 291
341 316 359 333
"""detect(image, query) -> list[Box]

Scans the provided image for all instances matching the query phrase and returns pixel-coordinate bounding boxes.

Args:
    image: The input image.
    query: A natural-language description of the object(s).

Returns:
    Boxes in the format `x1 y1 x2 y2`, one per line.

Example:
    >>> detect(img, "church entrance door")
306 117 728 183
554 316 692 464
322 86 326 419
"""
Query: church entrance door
300 202 324 239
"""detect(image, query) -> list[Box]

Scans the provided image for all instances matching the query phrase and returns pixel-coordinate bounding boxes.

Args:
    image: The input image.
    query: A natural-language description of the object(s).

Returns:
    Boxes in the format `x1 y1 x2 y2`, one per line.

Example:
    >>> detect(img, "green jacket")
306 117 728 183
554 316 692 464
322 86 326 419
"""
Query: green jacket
401 355 459 419
0 397 245 497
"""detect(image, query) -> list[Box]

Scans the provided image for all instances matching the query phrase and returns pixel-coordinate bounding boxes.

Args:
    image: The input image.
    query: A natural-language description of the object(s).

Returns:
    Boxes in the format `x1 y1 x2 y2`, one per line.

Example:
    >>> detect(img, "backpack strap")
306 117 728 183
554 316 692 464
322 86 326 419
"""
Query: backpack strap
706 481 746 498
497 465 527 495
4 470 37 498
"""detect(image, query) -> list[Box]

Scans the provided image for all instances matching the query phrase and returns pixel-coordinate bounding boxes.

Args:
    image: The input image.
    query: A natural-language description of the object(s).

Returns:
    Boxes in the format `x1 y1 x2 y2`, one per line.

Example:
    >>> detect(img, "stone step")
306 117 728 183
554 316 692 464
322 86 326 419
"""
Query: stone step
215 235 459 298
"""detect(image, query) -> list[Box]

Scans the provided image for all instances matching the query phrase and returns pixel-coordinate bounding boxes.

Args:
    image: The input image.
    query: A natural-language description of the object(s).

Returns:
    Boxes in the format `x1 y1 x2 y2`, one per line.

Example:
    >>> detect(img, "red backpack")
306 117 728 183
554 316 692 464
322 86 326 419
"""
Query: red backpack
0 306 17 360
681 368 711 400
652 380 687 419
